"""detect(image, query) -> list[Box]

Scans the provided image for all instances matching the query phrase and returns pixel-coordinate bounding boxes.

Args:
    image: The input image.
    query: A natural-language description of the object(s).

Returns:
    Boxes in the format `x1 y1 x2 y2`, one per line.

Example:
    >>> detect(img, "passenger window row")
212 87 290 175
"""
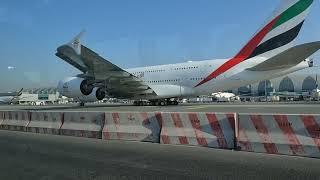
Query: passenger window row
144 79 179 83
190 78 204 80
174 66 198 70
132 66 203 75
133 69 165 74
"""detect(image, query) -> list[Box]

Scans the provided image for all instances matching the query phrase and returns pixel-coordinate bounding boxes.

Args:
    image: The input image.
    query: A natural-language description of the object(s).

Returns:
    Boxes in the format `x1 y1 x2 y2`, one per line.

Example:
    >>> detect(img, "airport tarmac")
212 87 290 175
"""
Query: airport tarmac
0 130 319 180
0 102 320 114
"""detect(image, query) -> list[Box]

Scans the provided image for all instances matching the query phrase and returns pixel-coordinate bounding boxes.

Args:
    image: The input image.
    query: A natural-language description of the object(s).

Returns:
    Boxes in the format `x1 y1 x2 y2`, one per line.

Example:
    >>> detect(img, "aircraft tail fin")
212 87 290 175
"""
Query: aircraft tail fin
195 0 315 87
241 0 314 59
17 88 23 96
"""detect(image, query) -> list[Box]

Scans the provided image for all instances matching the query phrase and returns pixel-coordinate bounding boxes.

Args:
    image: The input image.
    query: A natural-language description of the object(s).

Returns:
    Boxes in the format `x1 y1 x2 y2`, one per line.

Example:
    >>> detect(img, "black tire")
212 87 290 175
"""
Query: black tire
96 88 106 100
160 101 167 106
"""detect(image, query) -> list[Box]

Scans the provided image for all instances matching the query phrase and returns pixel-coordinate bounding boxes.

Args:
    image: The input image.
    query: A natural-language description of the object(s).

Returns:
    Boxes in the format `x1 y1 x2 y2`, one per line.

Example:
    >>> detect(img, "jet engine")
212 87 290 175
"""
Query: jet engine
57 77 106 102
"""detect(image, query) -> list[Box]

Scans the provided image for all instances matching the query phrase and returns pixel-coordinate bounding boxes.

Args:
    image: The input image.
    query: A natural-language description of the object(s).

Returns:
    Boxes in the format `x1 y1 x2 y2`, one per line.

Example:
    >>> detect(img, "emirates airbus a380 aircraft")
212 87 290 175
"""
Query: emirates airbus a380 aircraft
56 0 320 106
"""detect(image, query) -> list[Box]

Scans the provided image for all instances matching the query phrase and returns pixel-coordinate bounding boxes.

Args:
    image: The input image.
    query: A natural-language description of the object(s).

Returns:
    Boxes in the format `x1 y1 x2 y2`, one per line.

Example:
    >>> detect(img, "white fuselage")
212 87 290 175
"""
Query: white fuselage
0 96 14 104
125 57 309 99
58 57 310 102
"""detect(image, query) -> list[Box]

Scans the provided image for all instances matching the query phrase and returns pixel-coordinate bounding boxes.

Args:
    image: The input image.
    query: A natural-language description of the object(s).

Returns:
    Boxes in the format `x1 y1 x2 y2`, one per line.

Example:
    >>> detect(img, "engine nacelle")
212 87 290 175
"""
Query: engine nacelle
57 77 106 102
76 87 106 102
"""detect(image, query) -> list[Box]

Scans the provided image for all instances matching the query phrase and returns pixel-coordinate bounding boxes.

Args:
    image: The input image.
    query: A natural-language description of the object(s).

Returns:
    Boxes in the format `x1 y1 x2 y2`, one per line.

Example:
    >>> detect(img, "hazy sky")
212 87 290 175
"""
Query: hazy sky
0 0 319 91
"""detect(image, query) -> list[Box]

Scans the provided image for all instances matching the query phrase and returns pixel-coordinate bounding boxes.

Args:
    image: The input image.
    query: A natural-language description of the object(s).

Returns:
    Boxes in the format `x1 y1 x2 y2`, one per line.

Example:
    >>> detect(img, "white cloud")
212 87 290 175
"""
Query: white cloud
7 66 16 70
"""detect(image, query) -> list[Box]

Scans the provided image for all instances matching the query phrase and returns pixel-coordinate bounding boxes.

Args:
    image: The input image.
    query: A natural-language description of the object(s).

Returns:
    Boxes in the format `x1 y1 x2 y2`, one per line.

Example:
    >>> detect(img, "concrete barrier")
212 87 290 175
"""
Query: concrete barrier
0 111 30 131
103 112 162 142
237 114 320 158
160 112 235 149
27 111 63 135
0 111 4 125
60 112 105 139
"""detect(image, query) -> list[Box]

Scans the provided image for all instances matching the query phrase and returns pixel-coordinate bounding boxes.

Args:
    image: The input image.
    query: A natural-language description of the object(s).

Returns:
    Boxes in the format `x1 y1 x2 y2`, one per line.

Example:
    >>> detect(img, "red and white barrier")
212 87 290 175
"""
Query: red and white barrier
27 112 63 135
103 112 162 142
0 111 4 125
60 112 105 139
160 112 235 149
237 114 320 158
0 111 30 131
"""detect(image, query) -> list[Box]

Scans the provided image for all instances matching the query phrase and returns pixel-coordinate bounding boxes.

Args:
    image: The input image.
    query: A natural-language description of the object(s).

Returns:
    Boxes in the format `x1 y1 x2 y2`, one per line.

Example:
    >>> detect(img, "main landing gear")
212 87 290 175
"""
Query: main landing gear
133 99 179 106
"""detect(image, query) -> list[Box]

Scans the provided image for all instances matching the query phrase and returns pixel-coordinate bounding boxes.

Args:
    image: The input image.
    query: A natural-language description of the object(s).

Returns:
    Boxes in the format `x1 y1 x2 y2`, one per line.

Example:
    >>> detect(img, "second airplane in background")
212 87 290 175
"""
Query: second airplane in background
56 0 320 106
0 88 23 104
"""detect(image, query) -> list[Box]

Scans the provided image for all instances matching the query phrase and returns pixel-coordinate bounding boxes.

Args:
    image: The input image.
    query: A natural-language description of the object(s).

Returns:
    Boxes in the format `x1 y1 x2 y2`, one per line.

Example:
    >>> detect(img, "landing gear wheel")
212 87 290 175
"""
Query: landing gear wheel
133 100 147 106
80 102 85 106
159 101 167 106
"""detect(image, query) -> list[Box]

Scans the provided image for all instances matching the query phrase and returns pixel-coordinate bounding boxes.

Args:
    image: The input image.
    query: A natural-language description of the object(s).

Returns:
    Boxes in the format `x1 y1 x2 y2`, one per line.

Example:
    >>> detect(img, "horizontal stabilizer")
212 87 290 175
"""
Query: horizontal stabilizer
247 41 320 71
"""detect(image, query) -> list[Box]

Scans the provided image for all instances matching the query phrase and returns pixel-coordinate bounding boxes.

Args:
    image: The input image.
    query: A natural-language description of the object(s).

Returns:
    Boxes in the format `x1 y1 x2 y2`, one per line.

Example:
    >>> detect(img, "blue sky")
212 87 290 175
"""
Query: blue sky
0 0 319 91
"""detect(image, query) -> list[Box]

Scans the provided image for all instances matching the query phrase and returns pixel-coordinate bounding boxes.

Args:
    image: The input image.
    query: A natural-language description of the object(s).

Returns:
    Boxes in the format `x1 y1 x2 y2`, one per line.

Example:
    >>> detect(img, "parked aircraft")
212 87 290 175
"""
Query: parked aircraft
0 88 23 104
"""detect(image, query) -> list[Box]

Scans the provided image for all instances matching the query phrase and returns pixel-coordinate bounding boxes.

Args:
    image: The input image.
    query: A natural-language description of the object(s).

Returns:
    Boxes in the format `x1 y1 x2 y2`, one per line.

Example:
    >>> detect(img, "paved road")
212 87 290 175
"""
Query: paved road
0 102 320 113
0 130 319 180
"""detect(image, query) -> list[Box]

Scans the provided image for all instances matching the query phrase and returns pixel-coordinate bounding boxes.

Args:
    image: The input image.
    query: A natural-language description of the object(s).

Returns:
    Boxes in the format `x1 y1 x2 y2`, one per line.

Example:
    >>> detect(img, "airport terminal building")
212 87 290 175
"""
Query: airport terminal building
235 67 319 97
18 88 60 105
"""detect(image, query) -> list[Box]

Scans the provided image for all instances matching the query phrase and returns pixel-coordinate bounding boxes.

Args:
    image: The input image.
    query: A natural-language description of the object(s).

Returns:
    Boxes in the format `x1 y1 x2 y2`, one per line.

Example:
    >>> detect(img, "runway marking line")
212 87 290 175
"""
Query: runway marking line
186 105 212 110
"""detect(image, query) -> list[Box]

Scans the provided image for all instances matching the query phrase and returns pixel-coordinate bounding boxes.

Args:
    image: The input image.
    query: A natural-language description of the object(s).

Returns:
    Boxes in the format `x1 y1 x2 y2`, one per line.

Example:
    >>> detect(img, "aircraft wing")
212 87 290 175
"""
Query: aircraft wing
80 45 156 97
247 41 320 71
56 33 156 98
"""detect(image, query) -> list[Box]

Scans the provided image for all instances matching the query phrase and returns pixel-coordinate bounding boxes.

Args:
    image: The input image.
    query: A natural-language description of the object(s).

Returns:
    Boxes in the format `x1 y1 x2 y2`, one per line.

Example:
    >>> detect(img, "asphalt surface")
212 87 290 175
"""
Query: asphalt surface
0 130 319 180
0 102 320 114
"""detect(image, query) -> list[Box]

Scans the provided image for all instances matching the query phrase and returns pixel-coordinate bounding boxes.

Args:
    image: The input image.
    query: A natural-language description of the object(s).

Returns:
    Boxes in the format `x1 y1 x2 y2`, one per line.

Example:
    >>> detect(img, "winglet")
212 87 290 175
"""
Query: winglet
67 30 85 55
